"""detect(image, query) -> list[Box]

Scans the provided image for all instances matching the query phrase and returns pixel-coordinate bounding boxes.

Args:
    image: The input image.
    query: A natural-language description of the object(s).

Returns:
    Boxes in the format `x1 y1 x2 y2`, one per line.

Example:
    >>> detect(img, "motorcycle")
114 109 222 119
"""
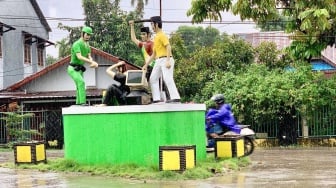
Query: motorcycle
206 125 255 156
206 109 255 156
237 124 255 156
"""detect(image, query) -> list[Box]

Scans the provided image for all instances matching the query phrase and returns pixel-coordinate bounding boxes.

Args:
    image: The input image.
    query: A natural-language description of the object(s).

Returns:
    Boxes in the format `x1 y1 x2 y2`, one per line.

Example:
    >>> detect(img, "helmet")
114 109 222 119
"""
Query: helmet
211 94 225 104
82 26 93 35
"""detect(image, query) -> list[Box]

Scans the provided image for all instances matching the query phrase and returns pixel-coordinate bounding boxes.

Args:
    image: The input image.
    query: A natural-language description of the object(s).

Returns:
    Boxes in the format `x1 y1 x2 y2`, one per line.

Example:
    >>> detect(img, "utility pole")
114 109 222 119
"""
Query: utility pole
160 0 162 17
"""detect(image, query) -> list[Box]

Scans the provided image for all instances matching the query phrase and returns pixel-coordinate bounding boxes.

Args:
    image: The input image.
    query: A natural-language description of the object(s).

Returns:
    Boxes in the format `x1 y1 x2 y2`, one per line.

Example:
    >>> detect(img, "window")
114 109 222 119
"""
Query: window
24 34 32 64
37 38 45 66
24 44 31 64
37 47 44 66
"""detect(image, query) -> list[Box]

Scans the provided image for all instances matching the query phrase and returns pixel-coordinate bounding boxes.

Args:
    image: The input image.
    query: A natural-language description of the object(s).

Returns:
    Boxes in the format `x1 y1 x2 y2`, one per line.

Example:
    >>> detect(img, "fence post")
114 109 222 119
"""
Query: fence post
302 116 309 138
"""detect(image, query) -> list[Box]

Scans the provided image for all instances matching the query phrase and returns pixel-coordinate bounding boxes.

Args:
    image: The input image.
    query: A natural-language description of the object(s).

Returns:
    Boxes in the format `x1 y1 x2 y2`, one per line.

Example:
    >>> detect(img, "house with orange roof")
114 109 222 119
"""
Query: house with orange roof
0 47 140 110
0 47 140 146
0 0 143 146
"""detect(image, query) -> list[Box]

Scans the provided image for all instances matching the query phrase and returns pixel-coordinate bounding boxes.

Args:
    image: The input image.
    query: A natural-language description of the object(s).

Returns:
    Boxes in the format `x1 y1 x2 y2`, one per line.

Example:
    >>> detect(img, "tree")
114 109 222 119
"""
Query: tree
199 63 336 128
175 26 221 55
56 38 71 58
187 0 336 62
254 41 288 69
169 33 188 62
174 35 254 101
131 0 148 17
46 54 58 66
82 0 139 62
57 23 81 58
57 0 144 66
1 108 39 144
256 15 289 31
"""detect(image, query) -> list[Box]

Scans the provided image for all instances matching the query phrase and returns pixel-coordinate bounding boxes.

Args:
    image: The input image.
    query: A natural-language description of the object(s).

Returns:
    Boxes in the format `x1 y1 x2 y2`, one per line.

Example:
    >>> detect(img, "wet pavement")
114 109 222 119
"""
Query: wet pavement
0 148 336 187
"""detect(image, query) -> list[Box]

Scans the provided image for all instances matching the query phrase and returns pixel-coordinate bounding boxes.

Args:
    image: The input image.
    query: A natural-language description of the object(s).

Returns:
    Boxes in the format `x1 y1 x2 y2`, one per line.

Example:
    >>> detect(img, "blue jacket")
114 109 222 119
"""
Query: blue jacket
206 104 241 134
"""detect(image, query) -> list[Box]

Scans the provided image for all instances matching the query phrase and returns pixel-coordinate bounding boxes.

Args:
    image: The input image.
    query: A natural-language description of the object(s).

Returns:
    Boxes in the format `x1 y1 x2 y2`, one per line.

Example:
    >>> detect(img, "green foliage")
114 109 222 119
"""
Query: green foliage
51 158 80 171
57 0 145 66
254 41 288 69
55 38 71 58
46 54 58 66
130 0 148 17
187 0 232 23
174 35 254 101
170 24 335 129
199 63 336 125
232 0 279 23
257 15 290 32
1 108 39 143
286 40 328 62
169 33 188 63
83 0 142 64
57 23 81 53
187 0 336 61
174 26 221 55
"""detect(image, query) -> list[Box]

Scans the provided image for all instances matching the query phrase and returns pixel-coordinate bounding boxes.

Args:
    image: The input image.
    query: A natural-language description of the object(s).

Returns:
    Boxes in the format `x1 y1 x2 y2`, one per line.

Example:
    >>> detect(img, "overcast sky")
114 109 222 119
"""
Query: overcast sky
36 0 258 57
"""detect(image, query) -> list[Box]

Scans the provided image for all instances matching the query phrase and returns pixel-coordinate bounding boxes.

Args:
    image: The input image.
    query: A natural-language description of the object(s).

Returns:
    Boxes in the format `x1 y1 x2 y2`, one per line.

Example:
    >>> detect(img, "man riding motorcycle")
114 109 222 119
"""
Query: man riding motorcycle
206 94 241 148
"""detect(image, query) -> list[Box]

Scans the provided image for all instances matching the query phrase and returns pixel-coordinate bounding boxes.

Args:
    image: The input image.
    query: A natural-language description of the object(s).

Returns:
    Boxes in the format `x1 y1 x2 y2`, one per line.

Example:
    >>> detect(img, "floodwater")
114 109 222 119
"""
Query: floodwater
0 148 335 188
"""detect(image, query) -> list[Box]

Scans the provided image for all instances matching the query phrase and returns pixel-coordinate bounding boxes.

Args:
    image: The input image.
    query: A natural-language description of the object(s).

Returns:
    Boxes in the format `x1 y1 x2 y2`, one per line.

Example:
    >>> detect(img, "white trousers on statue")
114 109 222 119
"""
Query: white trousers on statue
149 57 180 101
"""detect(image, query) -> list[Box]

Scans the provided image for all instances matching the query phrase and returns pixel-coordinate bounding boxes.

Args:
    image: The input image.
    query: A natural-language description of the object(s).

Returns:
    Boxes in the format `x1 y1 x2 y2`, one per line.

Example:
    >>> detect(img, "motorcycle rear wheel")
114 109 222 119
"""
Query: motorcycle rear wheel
244 137 255 156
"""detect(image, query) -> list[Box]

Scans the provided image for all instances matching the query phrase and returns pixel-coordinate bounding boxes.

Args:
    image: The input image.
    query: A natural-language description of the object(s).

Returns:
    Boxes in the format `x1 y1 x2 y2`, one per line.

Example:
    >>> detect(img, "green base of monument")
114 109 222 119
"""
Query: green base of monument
62 104 206 166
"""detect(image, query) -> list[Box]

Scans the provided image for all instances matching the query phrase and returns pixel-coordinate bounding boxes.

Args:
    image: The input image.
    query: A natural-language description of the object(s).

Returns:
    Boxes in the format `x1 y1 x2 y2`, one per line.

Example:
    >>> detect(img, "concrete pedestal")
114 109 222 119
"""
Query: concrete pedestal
62 103 206 166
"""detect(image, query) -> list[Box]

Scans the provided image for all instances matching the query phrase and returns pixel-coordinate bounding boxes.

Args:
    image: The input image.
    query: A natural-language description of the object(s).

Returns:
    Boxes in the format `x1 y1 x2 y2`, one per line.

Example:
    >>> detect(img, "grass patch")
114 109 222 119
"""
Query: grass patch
0 154 251 180
0 147 12 152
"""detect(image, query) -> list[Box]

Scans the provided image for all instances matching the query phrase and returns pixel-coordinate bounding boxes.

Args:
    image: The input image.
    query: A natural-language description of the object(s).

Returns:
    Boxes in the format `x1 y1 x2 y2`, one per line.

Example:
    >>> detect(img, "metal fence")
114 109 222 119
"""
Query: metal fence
306 106 336 137
0 110 63 148
251 105 336 139
0 106 335 146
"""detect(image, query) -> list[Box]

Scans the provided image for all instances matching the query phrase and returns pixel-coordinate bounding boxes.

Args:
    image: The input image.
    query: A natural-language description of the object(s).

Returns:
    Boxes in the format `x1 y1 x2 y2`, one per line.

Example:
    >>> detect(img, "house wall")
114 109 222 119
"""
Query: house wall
0 0 49 89
16 50 139 93
241 31 292 50
239 31 336 66
322 45 336 66
23 64 120 92
0 36 3 89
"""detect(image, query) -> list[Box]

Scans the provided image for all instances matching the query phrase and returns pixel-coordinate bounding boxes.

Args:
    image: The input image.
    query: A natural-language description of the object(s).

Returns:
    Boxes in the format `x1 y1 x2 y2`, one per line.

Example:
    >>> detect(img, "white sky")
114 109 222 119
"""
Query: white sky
36 0 258 57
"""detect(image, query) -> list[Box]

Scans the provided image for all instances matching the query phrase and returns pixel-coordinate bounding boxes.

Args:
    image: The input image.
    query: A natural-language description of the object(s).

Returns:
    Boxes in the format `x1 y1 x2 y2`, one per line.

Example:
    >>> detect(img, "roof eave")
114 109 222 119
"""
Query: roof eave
30 0 52 32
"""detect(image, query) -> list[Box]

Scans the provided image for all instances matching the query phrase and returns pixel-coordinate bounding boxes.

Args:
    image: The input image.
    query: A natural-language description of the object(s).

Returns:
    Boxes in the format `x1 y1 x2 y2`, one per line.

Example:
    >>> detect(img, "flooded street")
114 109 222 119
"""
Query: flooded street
0 148 335 187
243 148 336 187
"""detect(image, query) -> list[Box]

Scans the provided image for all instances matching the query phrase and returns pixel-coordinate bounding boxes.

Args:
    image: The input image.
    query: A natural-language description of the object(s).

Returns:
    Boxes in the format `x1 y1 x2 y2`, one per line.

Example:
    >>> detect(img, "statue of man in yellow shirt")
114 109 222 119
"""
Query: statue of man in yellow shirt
142 16 181 104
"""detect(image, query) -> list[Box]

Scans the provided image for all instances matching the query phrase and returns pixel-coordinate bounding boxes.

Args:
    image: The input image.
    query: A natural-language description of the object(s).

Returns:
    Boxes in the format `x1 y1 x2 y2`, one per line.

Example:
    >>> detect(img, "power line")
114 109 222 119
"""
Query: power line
0 62 45 77
0 15 258 24
1 15 334 41
120 6 188 11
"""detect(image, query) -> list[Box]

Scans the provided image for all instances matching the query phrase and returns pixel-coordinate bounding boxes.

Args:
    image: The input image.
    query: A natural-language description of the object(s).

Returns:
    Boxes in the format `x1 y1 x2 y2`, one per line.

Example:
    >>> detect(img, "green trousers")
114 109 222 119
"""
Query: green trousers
67 66 86 104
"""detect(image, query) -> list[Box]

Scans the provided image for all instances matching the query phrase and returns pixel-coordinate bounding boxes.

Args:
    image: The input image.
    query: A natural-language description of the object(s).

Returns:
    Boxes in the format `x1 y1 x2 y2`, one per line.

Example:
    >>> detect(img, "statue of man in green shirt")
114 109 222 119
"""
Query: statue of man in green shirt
67 26 99 105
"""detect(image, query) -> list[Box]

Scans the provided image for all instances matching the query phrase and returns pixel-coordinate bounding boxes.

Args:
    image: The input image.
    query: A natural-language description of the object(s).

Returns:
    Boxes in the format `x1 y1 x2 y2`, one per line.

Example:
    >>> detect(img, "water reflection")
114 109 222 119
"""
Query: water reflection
2 148 336 187
0 168 66 188
62 170 250 188
210 172 246 187
0 148 336 188
1 167 247 188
